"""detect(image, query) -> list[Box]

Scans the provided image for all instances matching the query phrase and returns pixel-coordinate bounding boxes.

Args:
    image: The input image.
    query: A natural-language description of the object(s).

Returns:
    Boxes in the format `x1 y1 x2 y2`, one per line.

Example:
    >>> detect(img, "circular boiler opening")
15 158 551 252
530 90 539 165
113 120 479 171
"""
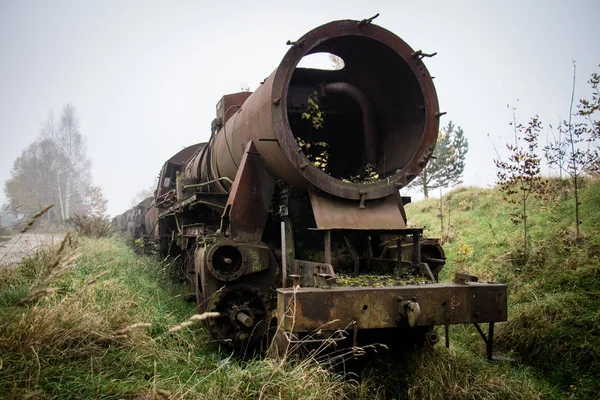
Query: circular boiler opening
285 35 429 187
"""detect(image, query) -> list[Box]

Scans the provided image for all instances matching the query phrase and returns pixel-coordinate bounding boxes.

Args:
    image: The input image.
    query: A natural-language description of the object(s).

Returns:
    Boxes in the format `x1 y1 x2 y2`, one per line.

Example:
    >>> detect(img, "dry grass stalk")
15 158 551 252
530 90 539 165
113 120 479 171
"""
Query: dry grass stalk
41 252 80 287
16 233 79 307
37 232 71 281
19 391 44 400
261 283 387 396
168 312 220 333
16 288 57 307
112 322 152 339
19 204 54 233
154 389 172 398
54 231 70 256
140 389 172 400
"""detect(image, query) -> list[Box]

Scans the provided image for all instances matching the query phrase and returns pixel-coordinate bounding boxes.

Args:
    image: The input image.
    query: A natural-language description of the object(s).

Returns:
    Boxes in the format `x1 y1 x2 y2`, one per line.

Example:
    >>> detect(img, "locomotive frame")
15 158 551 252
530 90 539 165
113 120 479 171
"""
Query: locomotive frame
115 17 507 359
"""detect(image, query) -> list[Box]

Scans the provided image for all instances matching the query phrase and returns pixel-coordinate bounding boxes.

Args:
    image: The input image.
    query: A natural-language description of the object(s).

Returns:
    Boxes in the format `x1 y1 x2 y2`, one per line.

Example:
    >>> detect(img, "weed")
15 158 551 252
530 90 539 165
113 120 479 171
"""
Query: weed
69 213 112 238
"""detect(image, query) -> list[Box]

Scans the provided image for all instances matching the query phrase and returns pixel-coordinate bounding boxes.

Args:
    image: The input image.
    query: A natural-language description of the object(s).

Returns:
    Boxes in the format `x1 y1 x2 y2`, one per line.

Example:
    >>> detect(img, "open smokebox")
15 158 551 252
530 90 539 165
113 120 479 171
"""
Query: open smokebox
208 20 441 202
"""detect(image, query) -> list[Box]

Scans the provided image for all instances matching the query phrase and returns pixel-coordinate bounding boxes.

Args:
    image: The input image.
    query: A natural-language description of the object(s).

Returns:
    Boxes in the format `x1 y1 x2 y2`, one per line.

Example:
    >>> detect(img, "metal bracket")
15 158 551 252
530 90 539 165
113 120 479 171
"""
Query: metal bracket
286 39 305 47
411 50 438 59
291 259 336 288
397 297 421 328
474 322 495 360
358 13 379 27
454 273 479 284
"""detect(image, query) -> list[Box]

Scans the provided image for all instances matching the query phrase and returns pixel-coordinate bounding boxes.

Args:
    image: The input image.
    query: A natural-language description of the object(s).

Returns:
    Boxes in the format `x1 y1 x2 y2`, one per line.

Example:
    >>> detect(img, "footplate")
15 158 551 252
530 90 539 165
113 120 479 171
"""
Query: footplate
276 280 507 332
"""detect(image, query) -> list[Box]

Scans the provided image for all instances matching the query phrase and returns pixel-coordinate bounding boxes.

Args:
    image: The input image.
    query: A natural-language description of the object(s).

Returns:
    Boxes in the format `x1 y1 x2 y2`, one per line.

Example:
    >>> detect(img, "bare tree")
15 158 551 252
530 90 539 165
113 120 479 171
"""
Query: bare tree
4 104 108 222
41 111 67 220
495 113 547 255
545 63 600 238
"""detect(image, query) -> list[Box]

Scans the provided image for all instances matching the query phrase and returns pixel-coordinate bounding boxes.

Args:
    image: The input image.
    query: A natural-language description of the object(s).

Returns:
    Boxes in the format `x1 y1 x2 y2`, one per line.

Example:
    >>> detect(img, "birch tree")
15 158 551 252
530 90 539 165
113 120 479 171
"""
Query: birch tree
4 104 108 221
56 104 91 218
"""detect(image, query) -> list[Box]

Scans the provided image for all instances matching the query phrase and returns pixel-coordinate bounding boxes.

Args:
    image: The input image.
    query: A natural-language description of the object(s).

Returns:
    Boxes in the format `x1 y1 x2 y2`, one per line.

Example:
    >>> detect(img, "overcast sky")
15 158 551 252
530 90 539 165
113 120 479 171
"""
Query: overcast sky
1 0 599 216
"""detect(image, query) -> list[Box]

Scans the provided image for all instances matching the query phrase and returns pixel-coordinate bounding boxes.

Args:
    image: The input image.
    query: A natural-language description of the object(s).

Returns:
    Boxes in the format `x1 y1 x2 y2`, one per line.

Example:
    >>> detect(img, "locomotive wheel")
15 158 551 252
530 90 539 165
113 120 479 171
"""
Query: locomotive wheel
206 284 272 348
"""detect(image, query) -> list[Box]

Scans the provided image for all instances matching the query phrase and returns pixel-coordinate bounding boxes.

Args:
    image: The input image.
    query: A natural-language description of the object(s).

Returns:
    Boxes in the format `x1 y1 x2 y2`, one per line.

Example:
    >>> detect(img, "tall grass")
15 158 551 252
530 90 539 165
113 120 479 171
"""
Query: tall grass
0 237 359 399
69 213 112 238
407 177 600 398
5 177 595 399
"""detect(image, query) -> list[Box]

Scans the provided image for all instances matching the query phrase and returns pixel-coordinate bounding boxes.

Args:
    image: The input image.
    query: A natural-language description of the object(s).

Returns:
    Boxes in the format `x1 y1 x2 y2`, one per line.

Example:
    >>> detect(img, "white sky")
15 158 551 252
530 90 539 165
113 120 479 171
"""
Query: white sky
1 0 599 216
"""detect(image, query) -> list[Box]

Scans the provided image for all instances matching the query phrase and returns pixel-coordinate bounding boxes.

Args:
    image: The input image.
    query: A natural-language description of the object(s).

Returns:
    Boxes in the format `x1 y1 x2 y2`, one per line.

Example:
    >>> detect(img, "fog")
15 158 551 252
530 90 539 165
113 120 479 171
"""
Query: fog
1 0 598 216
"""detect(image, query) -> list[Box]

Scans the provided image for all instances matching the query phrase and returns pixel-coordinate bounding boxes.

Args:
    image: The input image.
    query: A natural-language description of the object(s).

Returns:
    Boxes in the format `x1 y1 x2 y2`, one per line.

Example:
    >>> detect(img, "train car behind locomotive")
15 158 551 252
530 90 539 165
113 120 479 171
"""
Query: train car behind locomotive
125 16 507 358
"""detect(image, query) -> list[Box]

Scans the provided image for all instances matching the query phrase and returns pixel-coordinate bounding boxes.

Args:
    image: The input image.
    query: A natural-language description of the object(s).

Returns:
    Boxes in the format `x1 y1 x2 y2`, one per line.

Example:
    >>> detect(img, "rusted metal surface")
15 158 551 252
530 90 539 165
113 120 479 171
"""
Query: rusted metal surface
205 284 272 345
221 141 276 241
117 18 507 355
277 280 507 332
156 143 205 203
321 82 377 165
180 20 440 201
289 259 336 288
216 92 253 124
271 20 440 199
309 189 407 230
202 239 271 282
143 200 159 239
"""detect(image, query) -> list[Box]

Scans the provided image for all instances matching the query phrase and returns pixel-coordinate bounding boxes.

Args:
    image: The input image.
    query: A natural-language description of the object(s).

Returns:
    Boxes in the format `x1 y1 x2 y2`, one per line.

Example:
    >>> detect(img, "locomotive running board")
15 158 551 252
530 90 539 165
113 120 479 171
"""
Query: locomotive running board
276 278 507 358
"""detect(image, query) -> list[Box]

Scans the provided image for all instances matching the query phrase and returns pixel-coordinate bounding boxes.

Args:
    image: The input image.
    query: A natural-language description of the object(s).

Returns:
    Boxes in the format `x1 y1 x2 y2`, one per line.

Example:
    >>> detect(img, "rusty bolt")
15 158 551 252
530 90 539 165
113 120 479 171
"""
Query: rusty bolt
286 39 305 47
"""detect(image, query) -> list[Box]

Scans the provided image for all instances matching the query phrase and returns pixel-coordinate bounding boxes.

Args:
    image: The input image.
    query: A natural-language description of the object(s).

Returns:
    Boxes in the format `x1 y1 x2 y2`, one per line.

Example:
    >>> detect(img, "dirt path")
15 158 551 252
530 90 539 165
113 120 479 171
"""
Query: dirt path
0 232 65 268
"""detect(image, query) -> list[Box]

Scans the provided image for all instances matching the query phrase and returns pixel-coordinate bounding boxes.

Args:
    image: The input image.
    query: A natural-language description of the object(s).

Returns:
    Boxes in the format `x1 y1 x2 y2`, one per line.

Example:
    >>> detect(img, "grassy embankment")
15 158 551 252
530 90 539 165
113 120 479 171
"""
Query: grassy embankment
1 178 597 399
0 237 549 400
0 235 548 399
0 237 355 399
405 177 600 399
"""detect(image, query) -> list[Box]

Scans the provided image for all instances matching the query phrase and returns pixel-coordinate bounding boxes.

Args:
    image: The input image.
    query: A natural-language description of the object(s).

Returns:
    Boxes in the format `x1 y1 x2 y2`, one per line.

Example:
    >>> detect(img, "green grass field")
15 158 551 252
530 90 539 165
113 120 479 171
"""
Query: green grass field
1 177 598 399
406 177 600 399
0 238 356 399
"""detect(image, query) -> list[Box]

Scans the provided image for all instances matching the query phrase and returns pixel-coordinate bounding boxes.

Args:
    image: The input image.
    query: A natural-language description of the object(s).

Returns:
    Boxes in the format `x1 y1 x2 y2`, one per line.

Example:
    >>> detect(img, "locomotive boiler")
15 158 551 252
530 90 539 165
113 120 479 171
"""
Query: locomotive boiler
127 17 507 357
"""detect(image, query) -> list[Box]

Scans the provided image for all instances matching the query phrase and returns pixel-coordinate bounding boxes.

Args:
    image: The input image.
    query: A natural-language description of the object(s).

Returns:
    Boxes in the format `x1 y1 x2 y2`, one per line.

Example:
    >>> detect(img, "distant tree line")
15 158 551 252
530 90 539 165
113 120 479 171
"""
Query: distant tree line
4 104 107 223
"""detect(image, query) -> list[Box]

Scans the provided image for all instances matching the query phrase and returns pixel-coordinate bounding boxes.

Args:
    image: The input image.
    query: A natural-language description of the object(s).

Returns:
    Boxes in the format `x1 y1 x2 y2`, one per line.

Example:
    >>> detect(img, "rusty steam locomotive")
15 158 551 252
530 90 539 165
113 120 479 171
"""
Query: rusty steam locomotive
115 17 506 357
